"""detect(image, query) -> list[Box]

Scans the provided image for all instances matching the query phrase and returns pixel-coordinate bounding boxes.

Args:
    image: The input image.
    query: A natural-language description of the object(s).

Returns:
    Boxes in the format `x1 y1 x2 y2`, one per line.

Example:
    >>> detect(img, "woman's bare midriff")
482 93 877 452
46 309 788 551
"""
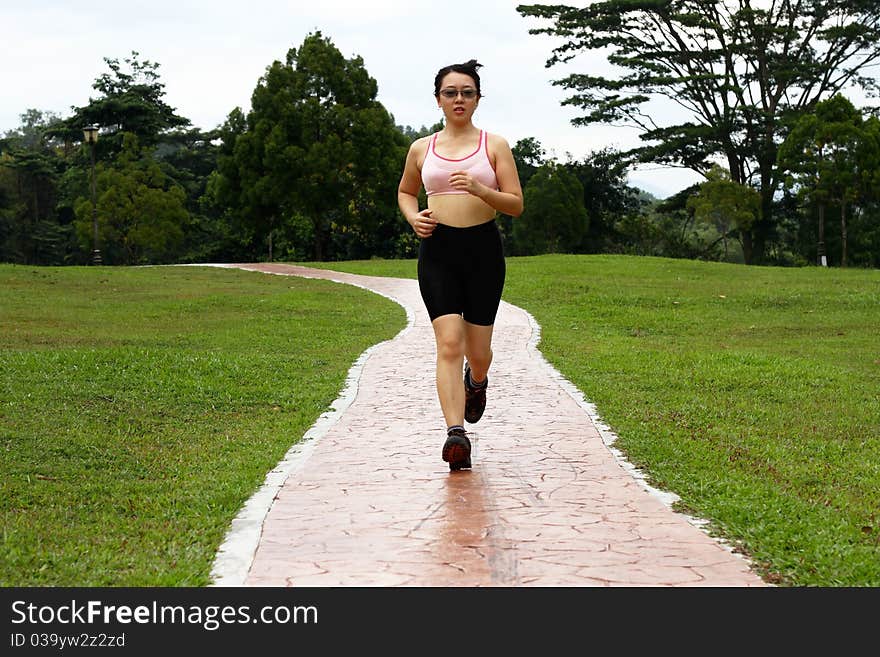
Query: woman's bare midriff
427 194 497 227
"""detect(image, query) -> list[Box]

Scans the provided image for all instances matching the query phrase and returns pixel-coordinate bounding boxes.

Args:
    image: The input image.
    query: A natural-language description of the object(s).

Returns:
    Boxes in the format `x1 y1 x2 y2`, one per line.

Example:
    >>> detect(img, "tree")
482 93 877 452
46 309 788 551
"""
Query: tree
850 116 880 267
518 1 880 264
498 137 548 252
153 127 228 262
337 102 410 260
778 95 865 266
3 109 63 150
511 137 546 190
74 133 188 265
219 32 406 261
686 164 760 261
50 52 190 157
514 160 588 255
565 147 643 253
206 108 261 260
0 110 71 264
619 183 720 260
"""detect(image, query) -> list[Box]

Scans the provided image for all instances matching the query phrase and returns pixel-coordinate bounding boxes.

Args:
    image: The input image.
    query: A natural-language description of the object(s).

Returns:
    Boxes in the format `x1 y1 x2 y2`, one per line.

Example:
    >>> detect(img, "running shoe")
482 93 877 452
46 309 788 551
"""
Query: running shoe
464 363 487 424
442 427 471 471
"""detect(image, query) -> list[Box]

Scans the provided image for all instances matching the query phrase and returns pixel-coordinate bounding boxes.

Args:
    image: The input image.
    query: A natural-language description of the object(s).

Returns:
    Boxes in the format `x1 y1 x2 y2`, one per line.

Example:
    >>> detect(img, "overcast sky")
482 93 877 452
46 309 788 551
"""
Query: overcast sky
2 0 705 197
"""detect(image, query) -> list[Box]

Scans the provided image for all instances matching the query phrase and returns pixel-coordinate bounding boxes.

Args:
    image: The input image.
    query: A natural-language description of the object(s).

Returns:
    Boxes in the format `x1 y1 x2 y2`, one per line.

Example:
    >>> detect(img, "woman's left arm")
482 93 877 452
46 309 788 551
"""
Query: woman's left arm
448 134 524 217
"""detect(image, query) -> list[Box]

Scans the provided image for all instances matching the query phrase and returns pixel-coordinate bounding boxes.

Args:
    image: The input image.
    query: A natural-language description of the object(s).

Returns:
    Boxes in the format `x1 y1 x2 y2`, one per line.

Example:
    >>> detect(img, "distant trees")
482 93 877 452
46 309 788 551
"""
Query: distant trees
73 133 187 265
517 0 880 264
686 165 761 262
1 53 200 265
515 161 588 255
2 21 877 268
778 95 880 267
50 52 191 157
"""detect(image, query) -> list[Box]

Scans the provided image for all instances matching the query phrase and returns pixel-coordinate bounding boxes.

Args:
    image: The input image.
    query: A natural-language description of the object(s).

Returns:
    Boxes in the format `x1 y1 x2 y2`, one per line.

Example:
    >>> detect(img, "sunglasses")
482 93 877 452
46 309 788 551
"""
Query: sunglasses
438 88 478 99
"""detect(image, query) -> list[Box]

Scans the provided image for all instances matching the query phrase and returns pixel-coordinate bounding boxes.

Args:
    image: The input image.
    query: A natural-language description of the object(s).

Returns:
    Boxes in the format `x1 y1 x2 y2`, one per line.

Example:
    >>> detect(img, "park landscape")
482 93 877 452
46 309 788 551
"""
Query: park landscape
1 2 879 587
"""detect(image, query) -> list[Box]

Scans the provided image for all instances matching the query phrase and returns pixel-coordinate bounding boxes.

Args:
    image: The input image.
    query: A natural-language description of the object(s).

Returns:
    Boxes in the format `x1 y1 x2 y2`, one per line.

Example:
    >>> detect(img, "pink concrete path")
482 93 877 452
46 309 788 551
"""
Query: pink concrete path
210 263 766 587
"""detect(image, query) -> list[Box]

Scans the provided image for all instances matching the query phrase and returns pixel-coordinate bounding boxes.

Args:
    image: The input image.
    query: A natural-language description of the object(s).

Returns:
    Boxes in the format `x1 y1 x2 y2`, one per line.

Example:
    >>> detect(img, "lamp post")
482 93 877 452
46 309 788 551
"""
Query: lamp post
82 125 101 265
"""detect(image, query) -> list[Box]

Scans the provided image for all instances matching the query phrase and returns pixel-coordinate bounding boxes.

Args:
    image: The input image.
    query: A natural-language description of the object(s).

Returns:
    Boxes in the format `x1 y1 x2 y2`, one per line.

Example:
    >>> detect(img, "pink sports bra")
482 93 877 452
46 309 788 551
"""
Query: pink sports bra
421 130 499 196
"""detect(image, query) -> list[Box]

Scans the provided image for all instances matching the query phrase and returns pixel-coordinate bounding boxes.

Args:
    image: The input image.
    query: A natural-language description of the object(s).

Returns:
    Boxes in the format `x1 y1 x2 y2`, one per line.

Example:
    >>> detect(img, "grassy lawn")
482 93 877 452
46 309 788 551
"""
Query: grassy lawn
3 256 877 587
0 264 404 585
317 254 880 586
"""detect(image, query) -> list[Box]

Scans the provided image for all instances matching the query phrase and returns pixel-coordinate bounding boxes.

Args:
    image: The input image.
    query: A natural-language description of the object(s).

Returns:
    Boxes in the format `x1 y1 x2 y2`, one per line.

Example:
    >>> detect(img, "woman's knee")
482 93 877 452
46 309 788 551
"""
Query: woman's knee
437 334 465 361
434 323 466 361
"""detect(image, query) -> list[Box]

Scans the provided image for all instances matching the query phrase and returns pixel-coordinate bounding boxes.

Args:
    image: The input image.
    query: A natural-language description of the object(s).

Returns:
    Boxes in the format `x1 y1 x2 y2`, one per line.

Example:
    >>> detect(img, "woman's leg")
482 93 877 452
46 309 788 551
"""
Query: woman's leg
461 222 504 388
431 314 467 428
462 321 494 424
464 321 495 384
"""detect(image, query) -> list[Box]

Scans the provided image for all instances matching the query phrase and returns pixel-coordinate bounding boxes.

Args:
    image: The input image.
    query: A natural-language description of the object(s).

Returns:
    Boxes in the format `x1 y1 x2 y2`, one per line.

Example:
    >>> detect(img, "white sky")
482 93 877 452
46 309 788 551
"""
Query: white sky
1 0 708 197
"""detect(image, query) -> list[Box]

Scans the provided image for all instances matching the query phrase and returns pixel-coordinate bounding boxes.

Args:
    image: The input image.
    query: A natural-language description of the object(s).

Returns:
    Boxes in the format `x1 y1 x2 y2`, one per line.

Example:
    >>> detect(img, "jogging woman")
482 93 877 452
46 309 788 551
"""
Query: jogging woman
397 59 524 471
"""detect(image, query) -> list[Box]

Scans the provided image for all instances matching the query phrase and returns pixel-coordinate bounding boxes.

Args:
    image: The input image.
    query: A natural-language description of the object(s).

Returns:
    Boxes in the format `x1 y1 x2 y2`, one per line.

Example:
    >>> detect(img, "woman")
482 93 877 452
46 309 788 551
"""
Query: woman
397 59 524 471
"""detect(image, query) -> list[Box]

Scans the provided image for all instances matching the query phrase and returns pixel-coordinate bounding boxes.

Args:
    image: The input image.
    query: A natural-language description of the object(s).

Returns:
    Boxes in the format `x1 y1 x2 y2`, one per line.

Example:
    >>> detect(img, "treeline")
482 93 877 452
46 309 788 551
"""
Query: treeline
2 20 880 267
516 0 880 268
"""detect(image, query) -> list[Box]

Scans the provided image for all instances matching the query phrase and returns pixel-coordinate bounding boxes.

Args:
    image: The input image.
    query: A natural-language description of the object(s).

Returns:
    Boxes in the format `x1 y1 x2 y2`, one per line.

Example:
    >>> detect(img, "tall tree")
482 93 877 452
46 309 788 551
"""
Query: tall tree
514 160 588 255
219 32 405 261
511 137 546 190
778 94 866 266
208 107 262 259
3 109 63 150
50 51 190 157
154 127 227 262
851 116 880 267
517 1 880 264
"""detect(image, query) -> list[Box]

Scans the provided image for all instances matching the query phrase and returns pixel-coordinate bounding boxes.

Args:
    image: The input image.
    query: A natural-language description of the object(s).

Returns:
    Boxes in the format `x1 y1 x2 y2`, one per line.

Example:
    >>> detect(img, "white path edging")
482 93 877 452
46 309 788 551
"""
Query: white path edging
519 305 760 562
205 264 415 586
518 304 680 506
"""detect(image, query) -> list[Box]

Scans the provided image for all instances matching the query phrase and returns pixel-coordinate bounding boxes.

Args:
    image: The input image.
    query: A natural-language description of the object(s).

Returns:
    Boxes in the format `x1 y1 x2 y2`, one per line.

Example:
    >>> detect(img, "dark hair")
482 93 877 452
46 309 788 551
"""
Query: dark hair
434 59 483 97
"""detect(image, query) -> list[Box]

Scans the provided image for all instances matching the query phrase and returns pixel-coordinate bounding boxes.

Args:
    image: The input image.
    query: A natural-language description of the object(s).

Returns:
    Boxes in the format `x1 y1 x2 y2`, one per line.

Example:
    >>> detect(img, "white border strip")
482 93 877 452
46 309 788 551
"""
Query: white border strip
205 264 414 586
519 304 761 565
515 303 680 507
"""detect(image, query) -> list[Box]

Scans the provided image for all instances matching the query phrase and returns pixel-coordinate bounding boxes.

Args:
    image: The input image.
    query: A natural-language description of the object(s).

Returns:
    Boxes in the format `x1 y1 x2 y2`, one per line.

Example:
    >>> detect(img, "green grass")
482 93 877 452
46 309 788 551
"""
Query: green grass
0 264 405 585
4 256 878 586
316 254 880 586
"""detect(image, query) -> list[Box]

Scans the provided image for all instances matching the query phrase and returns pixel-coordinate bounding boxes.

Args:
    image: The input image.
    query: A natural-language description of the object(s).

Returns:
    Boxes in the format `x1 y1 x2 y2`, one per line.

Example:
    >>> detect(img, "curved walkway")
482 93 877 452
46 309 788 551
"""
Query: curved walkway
210 263 765 587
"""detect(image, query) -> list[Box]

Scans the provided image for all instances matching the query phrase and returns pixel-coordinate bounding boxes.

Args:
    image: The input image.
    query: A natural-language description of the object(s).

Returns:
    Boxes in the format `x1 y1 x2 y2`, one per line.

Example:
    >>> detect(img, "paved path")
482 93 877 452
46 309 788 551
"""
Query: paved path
210 263 765 587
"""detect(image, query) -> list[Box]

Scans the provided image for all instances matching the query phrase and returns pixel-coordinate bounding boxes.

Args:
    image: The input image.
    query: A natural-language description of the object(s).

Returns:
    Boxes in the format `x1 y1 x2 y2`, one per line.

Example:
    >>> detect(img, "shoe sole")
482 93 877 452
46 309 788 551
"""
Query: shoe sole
442 441 472 471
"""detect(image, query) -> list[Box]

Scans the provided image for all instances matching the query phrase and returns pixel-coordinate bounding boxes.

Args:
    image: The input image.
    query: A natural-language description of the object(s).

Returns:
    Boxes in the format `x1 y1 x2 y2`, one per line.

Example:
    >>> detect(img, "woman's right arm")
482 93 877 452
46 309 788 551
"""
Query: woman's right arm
398 138 436 238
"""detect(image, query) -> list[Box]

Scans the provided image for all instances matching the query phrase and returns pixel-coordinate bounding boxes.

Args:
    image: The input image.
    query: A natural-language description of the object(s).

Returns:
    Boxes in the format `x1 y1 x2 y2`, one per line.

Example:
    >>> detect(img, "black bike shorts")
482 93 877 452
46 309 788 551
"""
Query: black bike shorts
417 220 506 326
